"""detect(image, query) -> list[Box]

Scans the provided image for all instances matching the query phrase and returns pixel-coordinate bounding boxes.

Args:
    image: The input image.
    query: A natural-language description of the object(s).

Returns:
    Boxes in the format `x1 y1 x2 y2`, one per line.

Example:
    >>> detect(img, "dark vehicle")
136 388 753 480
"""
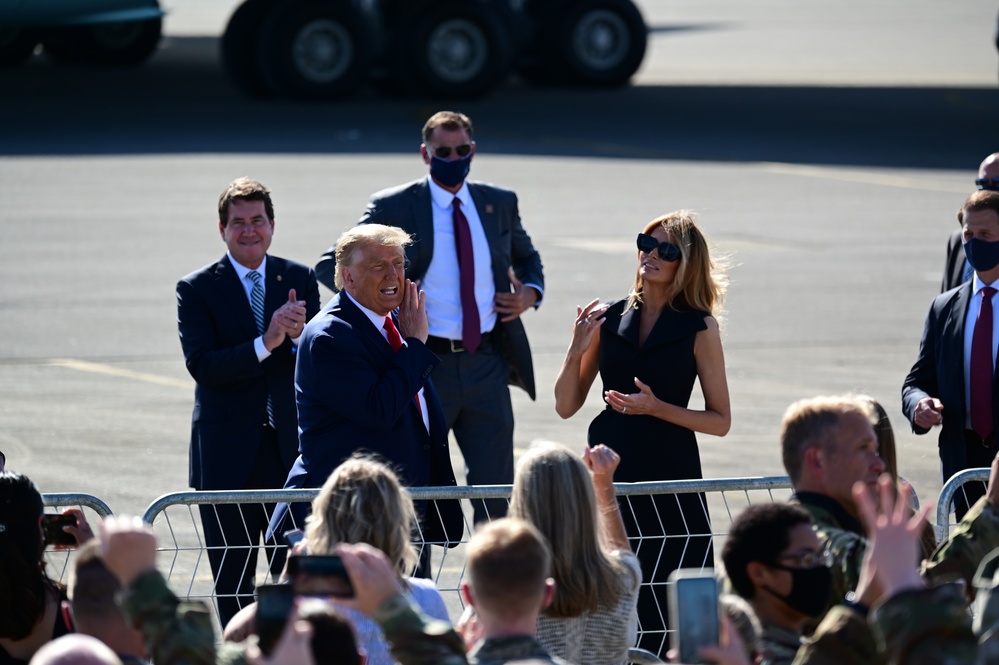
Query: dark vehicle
0 0 163 66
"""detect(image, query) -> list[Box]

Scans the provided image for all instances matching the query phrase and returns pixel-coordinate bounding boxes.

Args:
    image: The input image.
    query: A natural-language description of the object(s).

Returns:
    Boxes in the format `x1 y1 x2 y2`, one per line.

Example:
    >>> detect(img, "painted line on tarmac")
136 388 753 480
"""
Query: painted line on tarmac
759 162 969 193
46 358 191 389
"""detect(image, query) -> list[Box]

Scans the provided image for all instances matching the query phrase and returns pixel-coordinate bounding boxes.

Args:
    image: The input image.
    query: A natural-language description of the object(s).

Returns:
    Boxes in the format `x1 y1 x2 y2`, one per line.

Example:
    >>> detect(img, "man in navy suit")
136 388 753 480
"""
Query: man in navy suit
316 111 545 523
177 178 320 624
275 224 462 543
904 189 999 518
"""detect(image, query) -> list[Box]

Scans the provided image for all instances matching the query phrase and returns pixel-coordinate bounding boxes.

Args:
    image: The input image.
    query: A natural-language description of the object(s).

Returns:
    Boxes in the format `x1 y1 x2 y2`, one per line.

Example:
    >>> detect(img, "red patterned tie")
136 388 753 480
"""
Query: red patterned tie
452 198 481 353
971 286 997 439
384 316 422 419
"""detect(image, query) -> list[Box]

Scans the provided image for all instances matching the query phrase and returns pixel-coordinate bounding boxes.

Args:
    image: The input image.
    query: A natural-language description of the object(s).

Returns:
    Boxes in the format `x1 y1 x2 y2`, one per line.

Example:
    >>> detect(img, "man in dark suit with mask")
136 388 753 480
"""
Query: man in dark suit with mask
177 178 320 624
941 153 999 292
316 111 544 523
905 189 999 518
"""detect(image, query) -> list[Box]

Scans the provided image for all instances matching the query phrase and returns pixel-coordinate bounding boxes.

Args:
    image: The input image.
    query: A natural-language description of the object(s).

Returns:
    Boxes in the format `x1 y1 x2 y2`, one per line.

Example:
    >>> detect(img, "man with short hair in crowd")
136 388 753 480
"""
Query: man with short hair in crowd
68 541 148 665
28 635 123 665
722 503 876 664
781 395 999 614
340 518 572 665
941 152 999 292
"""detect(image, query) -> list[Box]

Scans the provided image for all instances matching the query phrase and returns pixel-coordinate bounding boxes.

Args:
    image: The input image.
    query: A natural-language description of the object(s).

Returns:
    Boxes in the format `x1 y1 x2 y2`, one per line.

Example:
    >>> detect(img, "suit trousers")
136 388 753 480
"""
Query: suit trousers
951 430 998 520
431 346 513 524
200 424 288 627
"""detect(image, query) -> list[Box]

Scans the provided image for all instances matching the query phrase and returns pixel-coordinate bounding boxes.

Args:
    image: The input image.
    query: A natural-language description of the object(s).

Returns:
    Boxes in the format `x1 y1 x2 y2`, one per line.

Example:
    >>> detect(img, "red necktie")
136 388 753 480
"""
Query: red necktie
384 316 422 419
452 198 481 353
971 286 997 439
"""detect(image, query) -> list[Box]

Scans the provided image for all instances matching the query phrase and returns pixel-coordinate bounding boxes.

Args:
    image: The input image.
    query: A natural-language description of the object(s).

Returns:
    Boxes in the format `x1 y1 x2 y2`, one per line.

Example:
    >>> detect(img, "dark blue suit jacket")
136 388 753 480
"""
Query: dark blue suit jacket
177 254 321 490
315 178 544 399
274 291 463 542
903 281 999 480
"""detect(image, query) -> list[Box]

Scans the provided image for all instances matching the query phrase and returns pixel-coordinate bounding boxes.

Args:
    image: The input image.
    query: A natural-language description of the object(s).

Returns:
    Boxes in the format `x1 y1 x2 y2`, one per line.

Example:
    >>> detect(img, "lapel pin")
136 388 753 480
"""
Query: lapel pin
276 275 283 282
485 204 494 214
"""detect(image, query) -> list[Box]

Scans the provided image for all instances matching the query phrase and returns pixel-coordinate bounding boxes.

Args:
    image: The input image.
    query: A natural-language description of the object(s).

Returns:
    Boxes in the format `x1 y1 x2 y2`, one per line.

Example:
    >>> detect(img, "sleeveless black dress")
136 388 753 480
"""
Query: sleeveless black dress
587 298 714 656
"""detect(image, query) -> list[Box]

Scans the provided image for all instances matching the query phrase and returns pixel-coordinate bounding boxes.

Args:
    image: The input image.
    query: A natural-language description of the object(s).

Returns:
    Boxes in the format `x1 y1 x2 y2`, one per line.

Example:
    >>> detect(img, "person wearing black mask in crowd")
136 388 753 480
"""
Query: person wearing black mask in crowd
722 503 838 664
941 153 999 292
905 189 999 518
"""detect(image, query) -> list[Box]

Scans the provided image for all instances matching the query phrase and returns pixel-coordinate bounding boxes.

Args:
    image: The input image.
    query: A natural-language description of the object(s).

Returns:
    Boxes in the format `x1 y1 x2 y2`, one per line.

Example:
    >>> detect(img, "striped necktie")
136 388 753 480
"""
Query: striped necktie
247 271 265 334
247 271 274 427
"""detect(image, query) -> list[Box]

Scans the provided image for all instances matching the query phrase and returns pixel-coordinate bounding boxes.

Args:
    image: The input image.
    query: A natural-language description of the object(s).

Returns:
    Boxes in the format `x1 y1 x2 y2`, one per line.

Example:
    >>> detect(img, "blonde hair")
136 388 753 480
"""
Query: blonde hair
780 395 875 484
304 455 418 575
626 210 728 320
508 443 624 617
333 224 413 291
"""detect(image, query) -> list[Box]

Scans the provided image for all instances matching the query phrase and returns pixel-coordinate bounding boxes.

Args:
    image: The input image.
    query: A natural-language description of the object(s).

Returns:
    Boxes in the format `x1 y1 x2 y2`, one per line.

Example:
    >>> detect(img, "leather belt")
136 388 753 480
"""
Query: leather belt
426 330 496 354
965 430 997 448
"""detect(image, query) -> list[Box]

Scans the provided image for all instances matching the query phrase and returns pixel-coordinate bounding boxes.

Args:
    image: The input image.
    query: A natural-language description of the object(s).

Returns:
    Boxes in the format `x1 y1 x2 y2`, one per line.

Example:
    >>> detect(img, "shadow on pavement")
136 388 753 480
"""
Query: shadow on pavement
2 35 996 169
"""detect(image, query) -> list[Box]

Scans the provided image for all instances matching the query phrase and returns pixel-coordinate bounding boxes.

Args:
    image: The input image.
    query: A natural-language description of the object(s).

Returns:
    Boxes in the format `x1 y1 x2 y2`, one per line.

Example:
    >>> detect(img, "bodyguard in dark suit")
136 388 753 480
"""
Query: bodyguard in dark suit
941 153 999 293
274 224 462 543
904 189 999 518
316 111 544 523
177 178 320 624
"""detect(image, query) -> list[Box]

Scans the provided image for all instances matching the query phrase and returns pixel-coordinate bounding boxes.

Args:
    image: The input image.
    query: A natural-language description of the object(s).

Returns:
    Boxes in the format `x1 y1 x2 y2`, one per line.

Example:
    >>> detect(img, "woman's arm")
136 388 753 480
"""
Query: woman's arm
554 300 608 419
603 317 731 436
583 445 631 553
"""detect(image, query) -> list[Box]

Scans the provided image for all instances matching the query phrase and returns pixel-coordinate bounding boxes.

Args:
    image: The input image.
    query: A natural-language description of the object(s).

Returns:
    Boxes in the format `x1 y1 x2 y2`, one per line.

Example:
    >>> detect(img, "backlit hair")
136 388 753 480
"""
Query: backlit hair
333 224 413 291
422 111 474 144
466 518 551 620
509 443 624 617
780 395 874 484
626 210 728 320
305 455 418 575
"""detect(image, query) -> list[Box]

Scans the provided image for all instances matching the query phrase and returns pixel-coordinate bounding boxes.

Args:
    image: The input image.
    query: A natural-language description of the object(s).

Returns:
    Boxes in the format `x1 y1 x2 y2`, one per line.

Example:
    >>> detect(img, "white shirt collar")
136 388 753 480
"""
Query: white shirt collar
228 252 267 282
427 175 471 210
343 290 391 332
972 272 999 293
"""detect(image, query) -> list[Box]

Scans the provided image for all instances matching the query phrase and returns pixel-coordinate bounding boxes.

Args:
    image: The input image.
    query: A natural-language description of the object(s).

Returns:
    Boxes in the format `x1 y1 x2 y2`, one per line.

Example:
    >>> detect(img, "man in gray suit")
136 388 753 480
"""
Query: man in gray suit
317 110 544 523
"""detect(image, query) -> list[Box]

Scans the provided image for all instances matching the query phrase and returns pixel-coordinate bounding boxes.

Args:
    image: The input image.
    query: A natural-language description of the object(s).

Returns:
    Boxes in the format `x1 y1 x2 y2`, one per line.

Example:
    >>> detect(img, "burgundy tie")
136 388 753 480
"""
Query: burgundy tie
452 197 481 354
384 316 422 419
971 286 997 439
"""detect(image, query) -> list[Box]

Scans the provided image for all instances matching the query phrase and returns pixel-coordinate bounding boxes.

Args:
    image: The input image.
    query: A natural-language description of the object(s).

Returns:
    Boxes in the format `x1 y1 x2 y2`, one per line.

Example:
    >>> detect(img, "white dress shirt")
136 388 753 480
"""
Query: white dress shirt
228 252 302 362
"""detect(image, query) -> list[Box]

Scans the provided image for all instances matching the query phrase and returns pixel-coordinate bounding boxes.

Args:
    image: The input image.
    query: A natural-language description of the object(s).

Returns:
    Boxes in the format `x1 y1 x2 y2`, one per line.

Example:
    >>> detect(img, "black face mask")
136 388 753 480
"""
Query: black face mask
761 564 832 618
964 237 999 273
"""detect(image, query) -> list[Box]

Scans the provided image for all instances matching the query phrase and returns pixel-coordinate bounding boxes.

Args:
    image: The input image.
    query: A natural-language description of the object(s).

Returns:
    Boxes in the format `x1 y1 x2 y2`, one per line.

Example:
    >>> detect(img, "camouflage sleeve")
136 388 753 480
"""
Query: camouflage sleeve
818 527 866 607
120 570 218 665
870 583 977 665
791 606 877 665
373 592 468 665
923 497 999 588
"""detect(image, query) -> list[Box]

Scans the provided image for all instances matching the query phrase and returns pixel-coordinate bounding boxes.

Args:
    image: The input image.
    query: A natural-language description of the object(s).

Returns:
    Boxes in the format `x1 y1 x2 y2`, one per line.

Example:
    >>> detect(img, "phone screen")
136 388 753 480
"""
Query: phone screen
668 570 719 664
287 554 354 598
256 583 295 655
42 514 77 547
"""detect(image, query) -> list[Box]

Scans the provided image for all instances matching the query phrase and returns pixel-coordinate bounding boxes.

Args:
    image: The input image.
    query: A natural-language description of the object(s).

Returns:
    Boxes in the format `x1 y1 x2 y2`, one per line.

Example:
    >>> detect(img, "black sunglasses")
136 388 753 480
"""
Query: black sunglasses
976 177 999 192
637 233 681 262
429 144 473 159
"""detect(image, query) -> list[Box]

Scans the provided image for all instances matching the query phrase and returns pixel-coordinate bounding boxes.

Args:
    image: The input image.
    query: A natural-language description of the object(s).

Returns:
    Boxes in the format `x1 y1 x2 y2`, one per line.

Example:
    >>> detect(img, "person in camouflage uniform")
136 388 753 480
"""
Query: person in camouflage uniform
780 396 999 614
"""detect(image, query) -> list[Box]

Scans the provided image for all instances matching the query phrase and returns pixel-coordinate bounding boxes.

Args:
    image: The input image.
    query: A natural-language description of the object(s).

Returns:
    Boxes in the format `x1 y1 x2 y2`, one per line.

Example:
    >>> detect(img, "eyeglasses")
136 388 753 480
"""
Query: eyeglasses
772 549 833 570
429 143 473 159
976 177 999 192
636 233 681 262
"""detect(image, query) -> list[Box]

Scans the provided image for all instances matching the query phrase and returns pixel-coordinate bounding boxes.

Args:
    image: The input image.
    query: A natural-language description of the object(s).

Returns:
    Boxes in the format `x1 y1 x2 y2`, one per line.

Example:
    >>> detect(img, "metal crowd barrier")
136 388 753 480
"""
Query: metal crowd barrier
142 476 794 653
936 468 991 542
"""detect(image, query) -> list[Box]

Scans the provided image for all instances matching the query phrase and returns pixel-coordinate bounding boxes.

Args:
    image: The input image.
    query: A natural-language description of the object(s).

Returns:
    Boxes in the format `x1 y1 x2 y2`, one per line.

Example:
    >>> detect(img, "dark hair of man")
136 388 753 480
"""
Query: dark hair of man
466 518 551 620
0 471 57 639
217 177 275 226
298 600 362 665
69 541 122 621
961 189 999 222
422 111 474 144
722 503 812 599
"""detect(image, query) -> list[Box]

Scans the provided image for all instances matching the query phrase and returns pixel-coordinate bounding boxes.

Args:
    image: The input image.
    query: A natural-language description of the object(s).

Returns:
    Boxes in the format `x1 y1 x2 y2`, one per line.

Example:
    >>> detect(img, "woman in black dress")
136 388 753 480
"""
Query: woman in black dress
554 210 731 655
